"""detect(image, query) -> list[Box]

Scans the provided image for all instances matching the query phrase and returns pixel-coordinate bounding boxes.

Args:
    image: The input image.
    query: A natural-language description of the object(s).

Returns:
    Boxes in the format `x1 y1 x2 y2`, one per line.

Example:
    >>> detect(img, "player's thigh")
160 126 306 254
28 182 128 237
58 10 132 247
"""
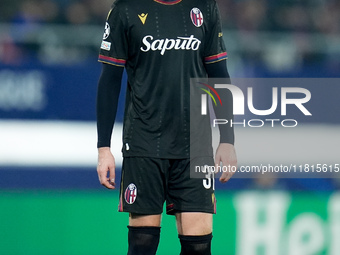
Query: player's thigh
129 213 162 227
176 212 213 235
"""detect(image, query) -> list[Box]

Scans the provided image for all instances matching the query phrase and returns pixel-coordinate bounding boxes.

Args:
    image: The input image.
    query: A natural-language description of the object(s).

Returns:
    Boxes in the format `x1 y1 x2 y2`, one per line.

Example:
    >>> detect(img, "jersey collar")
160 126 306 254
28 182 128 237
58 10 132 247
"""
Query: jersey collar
154 0 182 5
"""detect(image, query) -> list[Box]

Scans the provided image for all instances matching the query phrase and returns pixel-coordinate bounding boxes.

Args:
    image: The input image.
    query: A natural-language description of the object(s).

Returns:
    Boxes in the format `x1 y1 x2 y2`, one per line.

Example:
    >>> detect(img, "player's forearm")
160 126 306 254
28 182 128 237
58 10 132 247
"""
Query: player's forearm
205 60 235 145
213 92 234 145
96 63 124 148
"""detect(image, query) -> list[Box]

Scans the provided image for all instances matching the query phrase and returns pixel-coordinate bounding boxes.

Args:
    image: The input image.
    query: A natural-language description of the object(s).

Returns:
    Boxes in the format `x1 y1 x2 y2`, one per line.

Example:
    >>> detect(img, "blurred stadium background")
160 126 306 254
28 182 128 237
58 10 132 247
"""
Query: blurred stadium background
0 0 340 254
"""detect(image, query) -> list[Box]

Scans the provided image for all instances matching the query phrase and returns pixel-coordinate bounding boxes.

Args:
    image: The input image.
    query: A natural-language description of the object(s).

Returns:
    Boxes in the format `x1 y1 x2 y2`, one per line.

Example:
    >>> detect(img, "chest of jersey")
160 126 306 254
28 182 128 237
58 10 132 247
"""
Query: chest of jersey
124 2 208 57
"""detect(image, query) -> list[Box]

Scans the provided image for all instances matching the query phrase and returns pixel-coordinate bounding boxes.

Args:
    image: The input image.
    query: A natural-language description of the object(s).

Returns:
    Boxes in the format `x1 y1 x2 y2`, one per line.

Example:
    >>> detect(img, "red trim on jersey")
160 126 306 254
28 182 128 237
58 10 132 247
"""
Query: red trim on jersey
98 55 126 67
154 0 182 5
204 52 228 64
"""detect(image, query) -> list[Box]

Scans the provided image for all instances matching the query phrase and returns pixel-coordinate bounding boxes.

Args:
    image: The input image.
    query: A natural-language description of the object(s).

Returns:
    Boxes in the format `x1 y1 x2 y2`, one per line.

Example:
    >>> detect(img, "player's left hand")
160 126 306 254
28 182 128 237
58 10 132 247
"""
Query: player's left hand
215 143 237 183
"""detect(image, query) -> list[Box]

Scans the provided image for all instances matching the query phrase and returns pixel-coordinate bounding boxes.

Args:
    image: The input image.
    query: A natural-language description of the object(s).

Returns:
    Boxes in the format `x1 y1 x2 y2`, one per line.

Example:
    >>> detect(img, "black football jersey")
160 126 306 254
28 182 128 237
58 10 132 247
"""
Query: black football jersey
98 0 227 158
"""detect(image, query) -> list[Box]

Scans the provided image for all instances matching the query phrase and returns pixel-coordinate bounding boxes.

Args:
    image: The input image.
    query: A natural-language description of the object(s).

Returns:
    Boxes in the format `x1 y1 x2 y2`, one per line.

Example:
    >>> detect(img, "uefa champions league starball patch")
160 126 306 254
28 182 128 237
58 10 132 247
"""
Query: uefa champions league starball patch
103 22 110 40
124 183 137 204
190 8 204 27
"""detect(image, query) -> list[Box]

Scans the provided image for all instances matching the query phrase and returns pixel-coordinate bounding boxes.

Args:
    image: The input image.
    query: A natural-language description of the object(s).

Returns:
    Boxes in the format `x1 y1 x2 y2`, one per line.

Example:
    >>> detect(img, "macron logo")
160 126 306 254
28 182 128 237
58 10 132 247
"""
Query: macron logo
140 35 201 55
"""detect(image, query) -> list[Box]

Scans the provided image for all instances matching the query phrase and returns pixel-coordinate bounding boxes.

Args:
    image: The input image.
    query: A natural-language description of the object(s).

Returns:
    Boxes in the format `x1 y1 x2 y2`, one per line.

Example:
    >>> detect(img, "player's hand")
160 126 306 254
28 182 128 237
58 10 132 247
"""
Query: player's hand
97 147 116 189
215 143 237 183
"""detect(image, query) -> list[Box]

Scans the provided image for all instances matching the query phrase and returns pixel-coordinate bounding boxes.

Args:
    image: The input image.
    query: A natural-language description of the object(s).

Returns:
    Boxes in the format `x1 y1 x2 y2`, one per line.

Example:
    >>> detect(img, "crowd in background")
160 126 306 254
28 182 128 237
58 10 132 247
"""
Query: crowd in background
0 0 340 67
0 0 339 34
0 0 111 26
219 0 340 35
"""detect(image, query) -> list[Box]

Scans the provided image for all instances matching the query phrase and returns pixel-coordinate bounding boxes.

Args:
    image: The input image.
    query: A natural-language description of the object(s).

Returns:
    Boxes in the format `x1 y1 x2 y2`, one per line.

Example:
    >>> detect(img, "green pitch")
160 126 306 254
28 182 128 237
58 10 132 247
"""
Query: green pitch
0 190 236 255
0 190 331 255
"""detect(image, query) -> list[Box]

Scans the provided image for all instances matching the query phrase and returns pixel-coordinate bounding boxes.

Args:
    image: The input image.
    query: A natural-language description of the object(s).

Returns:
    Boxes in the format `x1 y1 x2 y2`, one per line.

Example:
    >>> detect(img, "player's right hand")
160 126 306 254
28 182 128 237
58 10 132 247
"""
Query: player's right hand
97 147 116 189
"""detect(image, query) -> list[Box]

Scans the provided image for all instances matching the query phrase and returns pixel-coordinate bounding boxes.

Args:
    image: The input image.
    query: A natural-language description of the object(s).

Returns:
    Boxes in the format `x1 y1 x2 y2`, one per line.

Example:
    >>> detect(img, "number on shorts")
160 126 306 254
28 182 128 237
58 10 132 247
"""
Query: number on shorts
203 167 215 190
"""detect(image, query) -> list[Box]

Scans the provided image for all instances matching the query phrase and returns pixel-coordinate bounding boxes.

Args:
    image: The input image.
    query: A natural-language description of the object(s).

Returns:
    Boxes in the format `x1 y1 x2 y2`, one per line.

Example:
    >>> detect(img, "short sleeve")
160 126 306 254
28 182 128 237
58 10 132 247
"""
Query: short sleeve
203 1 228 64
98 4 128 67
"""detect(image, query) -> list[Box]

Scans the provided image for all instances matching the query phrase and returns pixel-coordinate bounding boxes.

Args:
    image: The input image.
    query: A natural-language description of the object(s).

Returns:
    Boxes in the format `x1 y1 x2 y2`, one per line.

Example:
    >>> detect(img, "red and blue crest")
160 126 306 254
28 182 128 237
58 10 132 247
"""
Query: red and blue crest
124 183 137 204
190 8 204 27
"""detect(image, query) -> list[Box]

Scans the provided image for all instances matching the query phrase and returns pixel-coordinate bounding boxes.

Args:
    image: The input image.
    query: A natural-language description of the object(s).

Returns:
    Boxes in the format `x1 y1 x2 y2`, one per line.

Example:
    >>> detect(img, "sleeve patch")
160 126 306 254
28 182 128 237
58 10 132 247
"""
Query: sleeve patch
101 41 111 51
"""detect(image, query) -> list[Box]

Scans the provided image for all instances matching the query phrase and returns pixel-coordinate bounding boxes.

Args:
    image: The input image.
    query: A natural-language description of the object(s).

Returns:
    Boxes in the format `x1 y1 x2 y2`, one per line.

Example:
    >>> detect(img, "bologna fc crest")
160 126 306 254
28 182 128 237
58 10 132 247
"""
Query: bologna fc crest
190 8 204 27
124 183 137 204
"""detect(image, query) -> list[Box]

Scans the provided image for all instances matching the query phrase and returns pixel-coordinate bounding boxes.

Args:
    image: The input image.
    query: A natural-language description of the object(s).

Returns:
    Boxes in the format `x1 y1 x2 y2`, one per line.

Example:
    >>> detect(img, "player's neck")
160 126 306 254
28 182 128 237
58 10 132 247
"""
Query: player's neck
154 0 182 5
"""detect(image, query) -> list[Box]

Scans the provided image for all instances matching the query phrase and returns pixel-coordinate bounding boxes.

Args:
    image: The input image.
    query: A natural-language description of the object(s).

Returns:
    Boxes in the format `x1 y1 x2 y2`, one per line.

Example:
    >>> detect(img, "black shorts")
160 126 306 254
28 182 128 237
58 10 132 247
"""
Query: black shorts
118 157 216 215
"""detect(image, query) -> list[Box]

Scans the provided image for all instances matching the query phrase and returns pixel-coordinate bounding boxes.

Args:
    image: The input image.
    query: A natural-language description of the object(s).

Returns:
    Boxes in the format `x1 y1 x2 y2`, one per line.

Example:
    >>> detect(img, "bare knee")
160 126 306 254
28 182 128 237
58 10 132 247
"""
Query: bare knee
176 212 212 235
129 213 162 227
